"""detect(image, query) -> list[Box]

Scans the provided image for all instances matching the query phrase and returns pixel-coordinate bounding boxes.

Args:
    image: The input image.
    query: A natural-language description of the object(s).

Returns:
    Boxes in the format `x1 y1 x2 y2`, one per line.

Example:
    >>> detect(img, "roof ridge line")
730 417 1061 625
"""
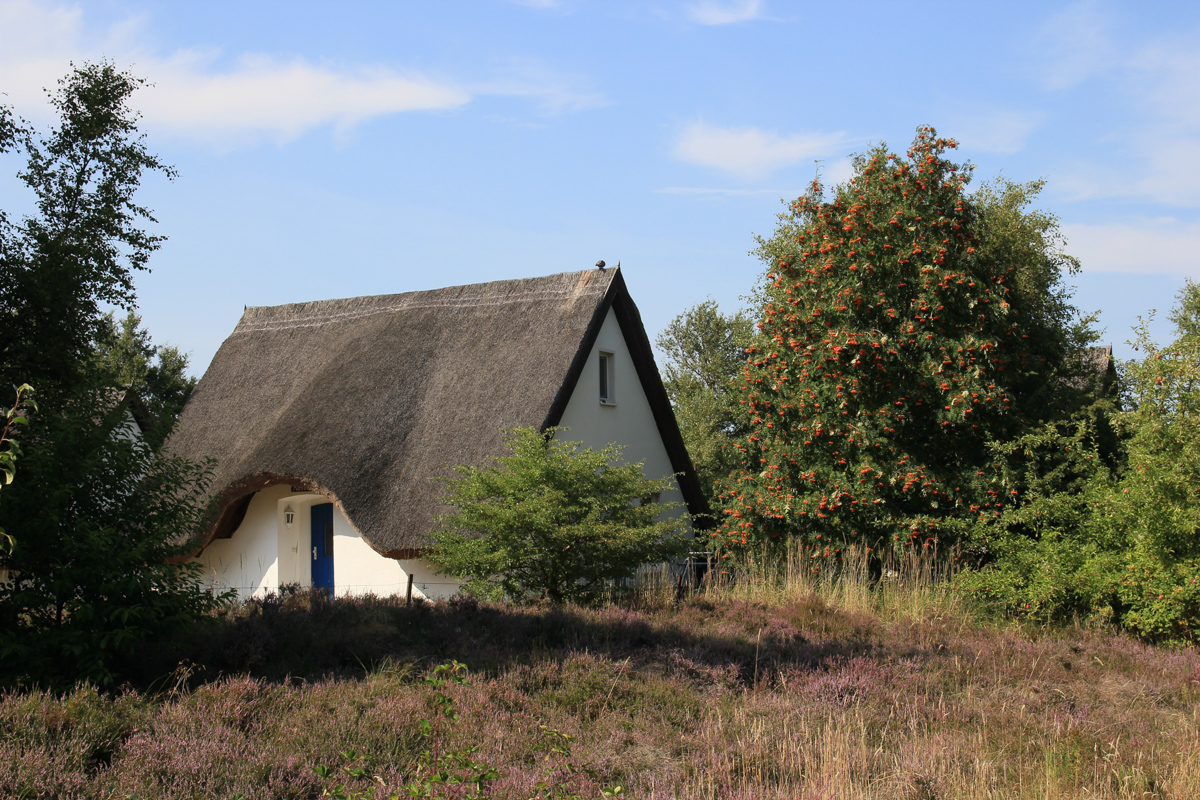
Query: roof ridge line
237 270 610 334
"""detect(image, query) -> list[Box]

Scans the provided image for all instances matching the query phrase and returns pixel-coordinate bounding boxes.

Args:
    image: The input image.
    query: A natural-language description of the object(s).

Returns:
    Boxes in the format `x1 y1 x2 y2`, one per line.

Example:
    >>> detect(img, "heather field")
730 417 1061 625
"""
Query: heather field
4 559 1200 800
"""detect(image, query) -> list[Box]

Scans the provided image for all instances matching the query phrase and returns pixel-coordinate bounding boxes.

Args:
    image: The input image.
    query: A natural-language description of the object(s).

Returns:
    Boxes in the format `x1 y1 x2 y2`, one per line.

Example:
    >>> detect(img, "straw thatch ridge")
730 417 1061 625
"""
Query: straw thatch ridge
1082 345 1118 397
1063 345 1118 398
168 268 709 556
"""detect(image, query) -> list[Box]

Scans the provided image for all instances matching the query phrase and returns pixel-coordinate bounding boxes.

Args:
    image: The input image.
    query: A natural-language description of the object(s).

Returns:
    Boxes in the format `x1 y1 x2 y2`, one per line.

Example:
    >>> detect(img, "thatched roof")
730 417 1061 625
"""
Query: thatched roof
1084 345 1118 396
1066 345 1118 397
168 268 709 555
95 387 151 436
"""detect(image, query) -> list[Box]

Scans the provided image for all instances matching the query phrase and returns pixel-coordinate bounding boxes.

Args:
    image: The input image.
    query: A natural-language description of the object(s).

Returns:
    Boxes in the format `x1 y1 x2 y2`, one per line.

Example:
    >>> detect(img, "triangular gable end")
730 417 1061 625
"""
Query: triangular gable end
543 270 713 527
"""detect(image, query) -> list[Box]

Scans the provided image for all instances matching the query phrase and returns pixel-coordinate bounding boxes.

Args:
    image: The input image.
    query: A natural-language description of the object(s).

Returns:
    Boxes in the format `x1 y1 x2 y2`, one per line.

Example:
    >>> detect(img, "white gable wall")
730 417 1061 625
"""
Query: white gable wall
195 484 286 598
556 307 687 520
113 408 144 444
334 519 404 596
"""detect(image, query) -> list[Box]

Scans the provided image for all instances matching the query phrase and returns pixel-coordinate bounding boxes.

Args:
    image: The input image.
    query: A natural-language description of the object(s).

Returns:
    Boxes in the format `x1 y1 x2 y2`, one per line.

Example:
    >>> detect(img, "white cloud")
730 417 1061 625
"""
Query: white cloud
656 186 794 196
1132 137 1200 208
687 0 764 25
674 121 846 180
0 1 468 143
134 53 469 145
821 156 856 188
1063 218 1200 277
0 0 595 147
472 57 606 114
0 0 128 114
1026 11 1200 208
1123 43 1200 206
657 155 849 196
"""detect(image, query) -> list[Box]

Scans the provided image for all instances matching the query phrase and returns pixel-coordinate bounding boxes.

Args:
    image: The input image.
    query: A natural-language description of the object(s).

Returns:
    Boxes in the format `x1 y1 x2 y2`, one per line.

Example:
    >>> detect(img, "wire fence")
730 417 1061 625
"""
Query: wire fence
206 581 463 598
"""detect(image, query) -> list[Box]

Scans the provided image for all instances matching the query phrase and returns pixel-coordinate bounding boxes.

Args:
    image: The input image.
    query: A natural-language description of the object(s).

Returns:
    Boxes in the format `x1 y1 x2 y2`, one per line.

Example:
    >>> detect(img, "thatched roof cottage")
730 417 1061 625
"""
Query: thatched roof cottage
168 267 708 600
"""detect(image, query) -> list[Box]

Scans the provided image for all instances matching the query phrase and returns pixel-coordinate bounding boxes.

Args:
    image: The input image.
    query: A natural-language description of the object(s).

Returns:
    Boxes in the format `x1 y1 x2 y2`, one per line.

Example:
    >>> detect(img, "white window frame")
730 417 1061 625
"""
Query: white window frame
599 351 616 405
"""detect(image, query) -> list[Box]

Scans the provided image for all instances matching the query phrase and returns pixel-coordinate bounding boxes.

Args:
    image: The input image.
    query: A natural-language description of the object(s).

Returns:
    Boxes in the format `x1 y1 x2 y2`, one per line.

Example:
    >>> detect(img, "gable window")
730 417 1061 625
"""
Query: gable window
599 351 615 405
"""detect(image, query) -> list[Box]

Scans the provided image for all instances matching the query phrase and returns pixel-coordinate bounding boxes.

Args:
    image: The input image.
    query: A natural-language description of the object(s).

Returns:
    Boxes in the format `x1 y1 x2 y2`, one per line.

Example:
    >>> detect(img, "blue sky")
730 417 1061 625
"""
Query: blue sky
1 0 1197 375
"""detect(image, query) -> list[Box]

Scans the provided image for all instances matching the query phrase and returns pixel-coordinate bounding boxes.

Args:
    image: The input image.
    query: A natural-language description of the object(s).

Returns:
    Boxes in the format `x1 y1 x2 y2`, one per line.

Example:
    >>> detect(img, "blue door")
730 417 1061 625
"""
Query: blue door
311 503 334 592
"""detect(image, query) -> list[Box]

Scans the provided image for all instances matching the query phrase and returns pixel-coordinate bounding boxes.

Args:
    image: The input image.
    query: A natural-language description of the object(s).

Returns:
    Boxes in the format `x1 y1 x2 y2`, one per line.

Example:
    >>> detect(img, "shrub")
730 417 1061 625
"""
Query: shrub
958 280 1200 641
428 427 689 605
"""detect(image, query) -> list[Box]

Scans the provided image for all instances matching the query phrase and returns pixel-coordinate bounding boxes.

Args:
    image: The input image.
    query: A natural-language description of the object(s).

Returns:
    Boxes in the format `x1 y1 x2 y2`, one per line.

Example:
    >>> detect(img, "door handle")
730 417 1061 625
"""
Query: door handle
313 547 318 561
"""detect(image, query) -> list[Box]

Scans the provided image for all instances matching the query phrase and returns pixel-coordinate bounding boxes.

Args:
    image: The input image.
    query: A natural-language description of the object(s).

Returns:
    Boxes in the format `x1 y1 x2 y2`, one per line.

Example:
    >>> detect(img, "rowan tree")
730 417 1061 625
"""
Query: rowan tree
718 127 1055 554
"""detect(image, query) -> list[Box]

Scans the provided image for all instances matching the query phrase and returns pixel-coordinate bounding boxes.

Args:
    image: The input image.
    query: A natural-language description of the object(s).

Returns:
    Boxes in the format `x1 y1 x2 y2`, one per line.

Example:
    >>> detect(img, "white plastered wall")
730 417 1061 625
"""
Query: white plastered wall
332 506 404 597
113 408 144 444
555 307 688 527
195 483 287 598
195 485 457 601
394 559 460 601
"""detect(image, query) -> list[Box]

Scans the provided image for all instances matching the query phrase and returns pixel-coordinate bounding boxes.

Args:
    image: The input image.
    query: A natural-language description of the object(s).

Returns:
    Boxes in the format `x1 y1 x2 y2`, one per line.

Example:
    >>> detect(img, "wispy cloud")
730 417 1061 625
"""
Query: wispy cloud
1125 42 1200 206
1030 7 1200 208
0 0 596 147
1064 218 1200 276
1034 0 1117 90
472 57 606 114
656 186 793 196
673 121 846 180
136 53 469 145
0 0 129 113
687 0 764 25
947 110 1042 155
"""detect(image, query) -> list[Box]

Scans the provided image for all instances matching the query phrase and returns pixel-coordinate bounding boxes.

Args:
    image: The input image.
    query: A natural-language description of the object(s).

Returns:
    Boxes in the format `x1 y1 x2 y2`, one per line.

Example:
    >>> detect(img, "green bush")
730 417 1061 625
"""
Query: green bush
428 427 689 605
958 281 1200 641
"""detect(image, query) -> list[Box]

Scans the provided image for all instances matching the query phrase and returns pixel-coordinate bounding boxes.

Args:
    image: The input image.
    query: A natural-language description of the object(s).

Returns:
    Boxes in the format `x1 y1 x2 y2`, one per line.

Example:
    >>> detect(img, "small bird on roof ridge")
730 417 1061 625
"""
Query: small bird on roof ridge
595 260 606 270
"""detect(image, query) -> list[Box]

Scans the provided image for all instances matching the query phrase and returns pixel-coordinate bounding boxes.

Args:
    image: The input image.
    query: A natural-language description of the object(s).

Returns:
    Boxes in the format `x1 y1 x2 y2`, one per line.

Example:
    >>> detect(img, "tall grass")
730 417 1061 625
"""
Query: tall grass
702 540 963 619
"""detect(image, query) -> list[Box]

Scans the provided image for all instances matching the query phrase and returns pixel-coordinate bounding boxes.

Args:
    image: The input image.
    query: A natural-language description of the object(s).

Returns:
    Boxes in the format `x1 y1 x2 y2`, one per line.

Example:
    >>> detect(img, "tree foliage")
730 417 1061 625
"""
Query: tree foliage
428 427 689 605
0 409 220 687
958 280 1200 641
0 384 35 554
0 63 176 399
0 63 220 687
718 127 1091 556
656 301 755 507
970 177 1101 416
